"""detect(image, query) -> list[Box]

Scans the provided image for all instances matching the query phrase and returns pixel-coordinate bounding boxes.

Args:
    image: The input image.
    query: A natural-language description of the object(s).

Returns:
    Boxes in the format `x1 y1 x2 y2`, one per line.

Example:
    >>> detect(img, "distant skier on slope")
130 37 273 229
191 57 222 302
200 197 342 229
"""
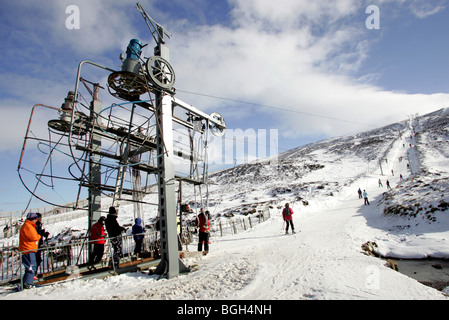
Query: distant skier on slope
363 190 370 205
282 203 295 234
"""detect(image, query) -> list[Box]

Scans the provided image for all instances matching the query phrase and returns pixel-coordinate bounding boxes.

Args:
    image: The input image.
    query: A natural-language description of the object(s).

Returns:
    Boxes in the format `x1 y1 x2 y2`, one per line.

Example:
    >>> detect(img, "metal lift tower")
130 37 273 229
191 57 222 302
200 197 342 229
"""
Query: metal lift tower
148 15 188 278
134 3 227 278
17 2 226 280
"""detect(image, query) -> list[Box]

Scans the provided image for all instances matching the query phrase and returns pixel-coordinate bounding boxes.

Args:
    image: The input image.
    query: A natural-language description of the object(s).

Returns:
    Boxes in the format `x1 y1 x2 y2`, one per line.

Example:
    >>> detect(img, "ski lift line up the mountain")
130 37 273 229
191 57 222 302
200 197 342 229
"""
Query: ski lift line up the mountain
177 89 375 127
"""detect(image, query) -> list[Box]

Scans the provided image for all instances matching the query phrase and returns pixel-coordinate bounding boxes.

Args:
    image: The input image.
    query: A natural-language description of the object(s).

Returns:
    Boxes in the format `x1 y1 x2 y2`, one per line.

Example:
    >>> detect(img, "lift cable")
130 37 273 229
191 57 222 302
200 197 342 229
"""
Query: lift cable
176 89 375 127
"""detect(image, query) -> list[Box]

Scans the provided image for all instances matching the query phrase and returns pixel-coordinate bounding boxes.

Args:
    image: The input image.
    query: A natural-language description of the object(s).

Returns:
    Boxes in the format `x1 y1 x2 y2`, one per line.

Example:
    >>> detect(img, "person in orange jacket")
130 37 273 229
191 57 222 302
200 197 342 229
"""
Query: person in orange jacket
19 212 41 289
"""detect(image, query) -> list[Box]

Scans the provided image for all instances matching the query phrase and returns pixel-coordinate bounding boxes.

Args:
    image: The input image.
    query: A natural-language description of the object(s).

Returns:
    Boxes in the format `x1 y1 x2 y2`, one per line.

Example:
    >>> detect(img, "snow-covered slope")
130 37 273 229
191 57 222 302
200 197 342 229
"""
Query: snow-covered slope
3 109 449 300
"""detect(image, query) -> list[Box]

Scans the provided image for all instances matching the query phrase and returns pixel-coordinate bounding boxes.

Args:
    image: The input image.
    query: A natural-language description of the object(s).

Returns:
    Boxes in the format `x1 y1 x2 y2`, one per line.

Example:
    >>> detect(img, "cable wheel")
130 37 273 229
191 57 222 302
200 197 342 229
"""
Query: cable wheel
48 117 88 136
107 71 149 100
145 56 176 91
209 112 226 137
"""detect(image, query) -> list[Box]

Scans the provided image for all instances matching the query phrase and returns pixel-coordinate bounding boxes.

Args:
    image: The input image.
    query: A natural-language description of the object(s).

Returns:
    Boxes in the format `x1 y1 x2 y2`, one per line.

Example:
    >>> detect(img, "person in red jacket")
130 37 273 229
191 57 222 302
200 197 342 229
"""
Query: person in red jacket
19 212 41 289
196 209 210 253
88 216 106 269
282 203 295 234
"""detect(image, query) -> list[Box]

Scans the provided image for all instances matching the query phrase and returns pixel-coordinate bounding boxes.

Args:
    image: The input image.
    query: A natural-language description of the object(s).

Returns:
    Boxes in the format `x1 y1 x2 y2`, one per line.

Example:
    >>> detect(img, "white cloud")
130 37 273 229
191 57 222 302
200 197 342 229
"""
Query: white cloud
2 0 448 156
48 0 139 55
410 3 446 19
378 0 447 19
167 0 449 142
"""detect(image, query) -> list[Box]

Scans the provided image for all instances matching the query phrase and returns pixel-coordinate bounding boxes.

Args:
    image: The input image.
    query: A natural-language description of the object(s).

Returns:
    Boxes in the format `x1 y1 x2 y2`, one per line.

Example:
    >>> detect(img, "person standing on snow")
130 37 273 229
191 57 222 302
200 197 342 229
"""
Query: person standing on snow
357 188 363 199
19 212 41 289
282 203 295 234
89 216 106 269
132 217 145 259
196 208 210 253
105 206 126 270
363 190 370 205
35 213 49 272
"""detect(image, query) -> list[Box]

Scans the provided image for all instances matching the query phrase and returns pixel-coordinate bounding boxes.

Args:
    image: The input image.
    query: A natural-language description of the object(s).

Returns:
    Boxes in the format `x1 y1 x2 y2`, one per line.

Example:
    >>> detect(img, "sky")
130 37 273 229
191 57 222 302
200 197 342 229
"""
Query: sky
0 0 448 213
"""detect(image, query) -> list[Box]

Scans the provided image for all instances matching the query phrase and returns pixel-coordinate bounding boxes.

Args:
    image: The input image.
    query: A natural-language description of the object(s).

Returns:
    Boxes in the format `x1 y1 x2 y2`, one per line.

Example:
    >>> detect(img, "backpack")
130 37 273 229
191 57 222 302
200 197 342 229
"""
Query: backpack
283 208 291 216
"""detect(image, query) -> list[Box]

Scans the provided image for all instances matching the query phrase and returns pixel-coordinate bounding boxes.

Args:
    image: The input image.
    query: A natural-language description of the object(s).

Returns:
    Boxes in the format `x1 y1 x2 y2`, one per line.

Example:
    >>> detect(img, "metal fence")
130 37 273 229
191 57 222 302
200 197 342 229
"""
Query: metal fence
0 232 161 285
210 208 271 238
0 208 271 285
0 211 88 240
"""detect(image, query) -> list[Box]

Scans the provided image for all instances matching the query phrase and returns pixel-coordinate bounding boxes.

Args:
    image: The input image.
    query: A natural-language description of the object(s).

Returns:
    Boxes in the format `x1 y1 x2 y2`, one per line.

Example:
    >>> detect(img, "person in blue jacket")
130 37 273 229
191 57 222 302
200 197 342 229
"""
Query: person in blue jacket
132 217 145 258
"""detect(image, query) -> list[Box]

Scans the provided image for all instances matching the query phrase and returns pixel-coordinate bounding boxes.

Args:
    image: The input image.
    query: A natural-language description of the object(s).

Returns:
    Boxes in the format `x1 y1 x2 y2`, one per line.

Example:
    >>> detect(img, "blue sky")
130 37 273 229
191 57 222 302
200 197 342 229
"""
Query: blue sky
1 0 448 213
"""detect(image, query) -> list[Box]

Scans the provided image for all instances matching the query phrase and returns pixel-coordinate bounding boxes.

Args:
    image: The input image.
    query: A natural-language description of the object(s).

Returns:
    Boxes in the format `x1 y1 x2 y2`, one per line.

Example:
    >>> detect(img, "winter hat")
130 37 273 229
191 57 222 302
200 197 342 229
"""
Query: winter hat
108 206 117 215
98 216 106 222
26 212 39 221
135 218 142 224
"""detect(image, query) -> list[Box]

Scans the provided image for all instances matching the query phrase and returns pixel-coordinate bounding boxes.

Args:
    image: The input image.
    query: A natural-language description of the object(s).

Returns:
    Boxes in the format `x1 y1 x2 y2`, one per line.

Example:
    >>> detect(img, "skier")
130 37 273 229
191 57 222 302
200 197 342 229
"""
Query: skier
386 180 391 189
378 179 383 187
196 208 210 254
363 190 370 205
357 188 362 199
282 203 295 234
105 207 126 270
89 216 106 269
132 217 145 259
19 212 41 289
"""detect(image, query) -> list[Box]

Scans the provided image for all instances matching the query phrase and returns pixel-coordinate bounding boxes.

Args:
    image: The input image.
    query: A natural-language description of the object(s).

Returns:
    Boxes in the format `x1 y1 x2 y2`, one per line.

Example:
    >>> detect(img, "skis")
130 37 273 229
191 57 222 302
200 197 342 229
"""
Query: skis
16 283 45 291
0 282 48 294
0 284 26 294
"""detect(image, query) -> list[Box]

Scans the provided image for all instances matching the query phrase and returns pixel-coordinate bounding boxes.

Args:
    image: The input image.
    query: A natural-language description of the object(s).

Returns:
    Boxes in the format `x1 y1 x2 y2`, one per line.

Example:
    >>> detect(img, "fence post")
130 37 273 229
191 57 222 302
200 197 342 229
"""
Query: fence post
19 251 23 290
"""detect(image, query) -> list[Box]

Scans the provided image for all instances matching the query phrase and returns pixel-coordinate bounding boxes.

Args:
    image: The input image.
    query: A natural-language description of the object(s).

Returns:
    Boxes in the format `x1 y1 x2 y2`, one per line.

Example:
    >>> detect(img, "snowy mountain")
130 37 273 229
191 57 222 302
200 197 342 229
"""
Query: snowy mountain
2 108 449 300
205 108 449 225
